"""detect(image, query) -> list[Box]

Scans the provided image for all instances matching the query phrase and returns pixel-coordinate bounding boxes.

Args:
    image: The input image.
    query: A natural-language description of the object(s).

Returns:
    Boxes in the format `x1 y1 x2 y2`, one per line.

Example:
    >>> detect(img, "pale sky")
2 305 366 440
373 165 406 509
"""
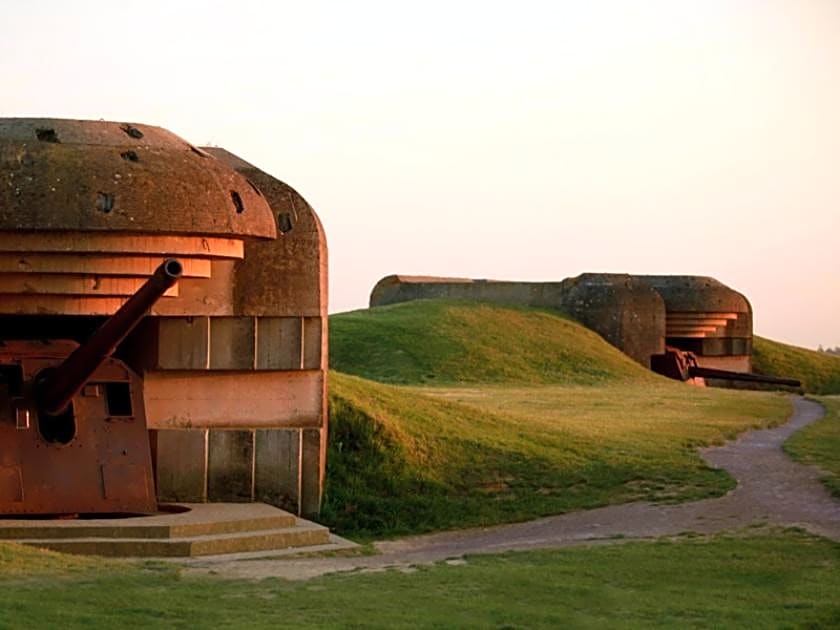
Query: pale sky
1 0 837 348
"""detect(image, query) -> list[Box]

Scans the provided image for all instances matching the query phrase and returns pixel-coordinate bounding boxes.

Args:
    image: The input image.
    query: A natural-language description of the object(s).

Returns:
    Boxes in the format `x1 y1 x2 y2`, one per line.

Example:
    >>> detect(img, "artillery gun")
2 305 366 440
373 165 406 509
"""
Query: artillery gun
0 260 182 515
651 346 801 388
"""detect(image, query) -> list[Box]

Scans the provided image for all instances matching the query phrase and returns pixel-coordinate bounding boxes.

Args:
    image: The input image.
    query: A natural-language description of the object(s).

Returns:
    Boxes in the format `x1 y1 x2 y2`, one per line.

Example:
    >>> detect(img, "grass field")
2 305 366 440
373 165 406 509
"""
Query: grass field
753 337 840 394
321 374 789 538
323 301 799 538
333 301 840 395
1 529 838 628
3 301 837 626
785 396 840 496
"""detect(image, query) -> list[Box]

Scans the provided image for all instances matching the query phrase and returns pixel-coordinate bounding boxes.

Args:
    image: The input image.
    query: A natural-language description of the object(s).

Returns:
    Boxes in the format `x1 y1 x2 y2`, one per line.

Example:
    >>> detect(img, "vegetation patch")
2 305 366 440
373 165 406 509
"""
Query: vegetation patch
329 300 658 386
0 530 838 628
325 300 795 538
753 337 840 394
0 543 109 578
322 372 790 539
785 396 840 496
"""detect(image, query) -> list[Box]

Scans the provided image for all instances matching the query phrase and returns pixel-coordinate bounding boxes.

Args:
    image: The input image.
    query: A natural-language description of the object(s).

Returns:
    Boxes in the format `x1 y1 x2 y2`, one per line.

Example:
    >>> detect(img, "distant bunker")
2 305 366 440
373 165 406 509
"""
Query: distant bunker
370 274 753 377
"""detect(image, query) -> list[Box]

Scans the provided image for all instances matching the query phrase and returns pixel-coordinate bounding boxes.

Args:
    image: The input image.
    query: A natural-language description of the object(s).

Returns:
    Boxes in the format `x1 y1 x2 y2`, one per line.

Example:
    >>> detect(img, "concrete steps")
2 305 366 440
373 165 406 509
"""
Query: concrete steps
0 503 343 558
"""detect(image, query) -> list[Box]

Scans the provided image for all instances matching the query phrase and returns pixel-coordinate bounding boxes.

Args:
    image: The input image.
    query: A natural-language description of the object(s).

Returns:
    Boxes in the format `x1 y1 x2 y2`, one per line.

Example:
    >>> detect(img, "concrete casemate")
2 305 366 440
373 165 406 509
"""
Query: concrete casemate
0 119 328 517
370 273 752 373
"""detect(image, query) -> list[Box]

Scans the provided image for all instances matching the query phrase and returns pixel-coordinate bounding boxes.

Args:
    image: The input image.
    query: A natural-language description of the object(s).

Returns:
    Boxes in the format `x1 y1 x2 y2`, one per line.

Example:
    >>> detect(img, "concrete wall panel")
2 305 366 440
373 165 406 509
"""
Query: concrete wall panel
209 317 256 370
144 370 324 429
207 430 254 502
154 429 208 502
256 317 302 370
302 317 322 370
255 429 301 513
300 428 325 517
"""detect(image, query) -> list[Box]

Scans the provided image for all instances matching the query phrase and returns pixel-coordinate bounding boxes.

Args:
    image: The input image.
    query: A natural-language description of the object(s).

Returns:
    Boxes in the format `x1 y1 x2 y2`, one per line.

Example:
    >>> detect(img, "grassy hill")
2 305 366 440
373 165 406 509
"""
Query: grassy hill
329 300 657 386
753 337 840 394
322 372 788 538
323 300 790 538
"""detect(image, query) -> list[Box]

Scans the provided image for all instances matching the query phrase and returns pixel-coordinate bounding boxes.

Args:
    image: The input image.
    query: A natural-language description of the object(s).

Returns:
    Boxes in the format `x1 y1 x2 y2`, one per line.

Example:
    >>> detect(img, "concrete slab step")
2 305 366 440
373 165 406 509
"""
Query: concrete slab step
16 522 332 557
0 503 297 540
177 533 360 564
0 503 341 558
0 514 299 541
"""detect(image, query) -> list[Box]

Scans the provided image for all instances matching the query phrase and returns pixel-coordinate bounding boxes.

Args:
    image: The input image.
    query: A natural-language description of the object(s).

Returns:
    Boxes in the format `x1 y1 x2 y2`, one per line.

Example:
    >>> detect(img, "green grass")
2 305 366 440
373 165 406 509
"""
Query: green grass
329 300 658 385
1 530 838 628
785 396 840 497
2 301 833 627
324 300 793 538
322 372 790 539
0 542 107 577
753 336 840 394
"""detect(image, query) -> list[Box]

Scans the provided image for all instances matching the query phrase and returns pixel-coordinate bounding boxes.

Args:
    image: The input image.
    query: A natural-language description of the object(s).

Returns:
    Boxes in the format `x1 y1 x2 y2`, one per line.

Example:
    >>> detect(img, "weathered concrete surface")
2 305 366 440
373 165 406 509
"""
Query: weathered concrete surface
202 148 329 516
369 274 665 365
369 273 752 369
370 275 566 311
0 119 276 238
638 276 751 321
0 120 330 517
0 503 346 558
154 429 209 502
144 370 324 428
181 397 840 580
205 147 328 319
639 275 752 367
559 274 666 365
116 148 330 515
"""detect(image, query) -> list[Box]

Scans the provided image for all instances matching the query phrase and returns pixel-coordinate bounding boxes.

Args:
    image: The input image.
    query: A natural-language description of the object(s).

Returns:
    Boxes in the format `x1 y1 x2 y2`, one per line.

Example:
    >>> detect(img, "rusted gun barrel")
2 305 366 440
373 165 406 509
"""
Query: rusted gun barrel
688 366 801 388
652 347 801 388
37 259 183 415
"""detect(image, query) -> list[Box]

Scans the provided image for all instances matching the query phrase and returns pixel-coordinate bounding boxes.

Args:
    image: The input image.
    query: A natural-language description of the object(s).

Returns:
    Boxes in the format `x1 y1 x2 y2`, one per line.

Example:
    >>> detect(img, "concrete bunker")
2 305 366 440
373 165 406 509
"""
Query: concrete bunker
369 273 758 381
0 118 327 517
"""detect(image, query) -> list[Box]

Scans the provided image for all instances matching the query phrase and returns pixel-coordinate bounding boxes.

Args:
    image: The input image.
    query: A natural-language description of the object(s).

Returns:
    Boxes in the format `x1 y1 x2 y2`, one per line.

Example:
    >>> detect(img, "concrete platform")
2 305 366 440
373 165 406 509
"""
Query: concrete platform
0 503 345 558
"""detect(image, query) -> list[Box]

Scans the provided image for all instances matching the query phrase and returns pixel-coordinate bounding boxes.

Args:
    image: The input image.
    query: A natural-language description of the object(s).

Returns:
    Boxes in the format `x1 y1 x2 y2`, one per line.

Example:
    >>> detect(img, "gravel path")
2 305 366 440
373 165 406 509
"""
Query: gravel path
185 396 839 580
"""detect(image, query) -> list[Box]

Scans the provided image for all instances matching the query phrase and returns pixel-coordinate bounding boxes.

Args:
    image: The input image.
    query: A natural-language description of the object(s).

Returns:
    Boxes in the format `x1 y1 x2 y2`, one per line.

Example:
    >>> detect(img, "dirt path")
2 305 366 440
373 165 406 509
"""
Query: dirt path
185 397 840 580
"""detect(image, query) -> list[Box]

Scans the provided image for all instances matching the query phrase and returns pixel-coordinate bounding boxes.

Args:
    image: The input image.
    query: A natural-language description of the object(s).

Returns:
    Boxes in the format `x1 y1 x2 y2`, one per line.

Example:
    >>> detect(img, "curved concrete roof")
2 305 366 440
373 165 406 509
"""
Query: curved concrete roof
0 118 276 238
204 147 328 317
636 275 751 314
